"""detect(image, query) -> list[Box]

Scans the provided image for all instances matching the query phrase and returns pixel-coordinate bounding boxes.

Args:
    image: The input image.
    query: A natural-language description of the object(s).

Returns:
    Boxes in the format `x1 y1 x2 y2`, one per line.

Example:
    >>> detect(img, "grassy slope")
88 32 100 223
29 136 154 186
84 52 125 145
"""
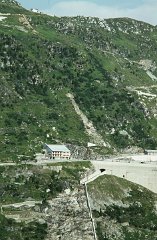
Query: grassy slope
0 6 157 161
0 0 29 14
88 175 157 240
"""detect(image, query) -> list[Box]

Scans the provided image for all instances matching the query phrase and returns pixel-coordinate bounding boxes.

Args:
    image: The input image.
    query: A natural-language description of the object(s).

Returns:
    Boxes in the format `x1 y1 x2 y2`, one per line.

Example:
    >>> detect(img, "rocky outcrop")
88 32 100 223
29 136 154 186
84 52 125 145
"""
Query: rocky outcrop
45 187 94 240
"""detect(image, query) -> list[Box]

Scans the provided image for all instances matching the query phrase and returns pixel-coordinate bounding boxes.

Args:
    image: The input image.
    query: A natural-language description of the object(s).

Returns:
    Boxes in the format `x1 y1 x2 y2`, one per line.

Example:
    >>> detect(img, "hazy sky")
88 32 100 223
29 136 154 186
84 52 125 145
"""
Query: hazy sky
18 0 157 25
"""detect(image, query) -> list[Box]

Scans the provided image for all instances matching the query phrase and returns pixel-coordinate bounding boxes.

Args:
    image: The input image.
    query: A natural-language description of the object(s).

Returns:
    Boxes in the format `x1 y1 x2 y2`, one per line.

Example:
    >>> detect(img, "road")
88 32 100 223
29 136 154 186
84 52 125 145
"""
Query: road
1 155 157 193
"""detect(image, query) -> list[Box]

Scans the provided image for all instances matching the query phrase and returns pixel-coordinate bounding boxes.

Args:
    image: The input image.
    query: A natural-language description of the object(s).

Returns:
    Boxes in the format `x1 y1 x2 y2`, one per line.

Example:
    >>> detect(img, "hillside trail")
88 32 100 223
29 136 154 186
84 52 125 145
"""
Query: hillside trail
19 14 37 33
67 93 110 147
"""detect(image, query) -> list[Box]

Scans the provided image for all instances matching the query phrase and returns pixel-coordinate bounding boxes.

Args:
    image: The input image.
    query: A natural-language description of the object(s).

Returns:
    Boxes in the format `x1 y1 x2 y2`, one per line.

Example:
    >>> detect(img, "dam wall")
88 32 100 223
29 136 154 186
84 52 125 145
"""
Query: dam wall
92 161 157 193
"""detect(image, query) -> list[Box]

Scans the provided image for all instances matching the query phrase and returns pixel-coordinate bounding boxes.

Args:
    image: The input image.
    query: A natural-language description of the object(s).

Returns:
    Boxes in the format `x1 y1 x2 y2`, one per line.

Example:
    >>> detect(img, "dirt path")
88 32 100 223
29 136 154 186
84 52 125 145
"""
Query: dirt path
19 14 37 33
146 70 157 81
2 200 42 208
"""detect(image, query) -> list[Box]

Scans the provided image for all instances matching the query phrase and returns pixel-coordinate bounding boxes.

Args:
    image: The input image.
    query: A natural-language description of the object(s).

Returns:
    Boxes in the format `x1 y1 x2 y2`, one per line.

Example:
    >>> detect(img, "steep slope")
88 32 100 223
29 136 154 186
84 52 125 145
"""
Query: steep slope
0 0 28 13
88 175 157 240
0 2 157 161
0 161 94 240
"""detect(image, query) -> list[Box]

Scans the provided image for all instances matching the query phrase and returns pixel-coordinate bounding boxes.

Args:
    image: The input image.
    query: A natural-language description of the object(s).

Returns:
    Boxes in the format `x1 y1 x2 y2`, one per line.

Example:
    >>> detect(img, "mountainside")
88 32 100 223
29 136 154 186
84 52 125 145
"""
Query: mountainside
1 1 157 161
0 161 94 240
0 0 28 13
1 161 157 240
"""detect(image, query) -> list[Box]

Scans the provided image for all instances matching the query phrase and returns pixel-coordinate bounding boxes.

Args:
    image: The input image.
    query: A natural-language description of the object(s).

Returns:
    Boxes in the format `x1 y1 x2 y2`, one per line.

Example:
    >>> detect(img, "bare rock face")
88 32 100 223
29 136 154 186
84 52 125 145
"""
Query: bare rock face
45 186 94 240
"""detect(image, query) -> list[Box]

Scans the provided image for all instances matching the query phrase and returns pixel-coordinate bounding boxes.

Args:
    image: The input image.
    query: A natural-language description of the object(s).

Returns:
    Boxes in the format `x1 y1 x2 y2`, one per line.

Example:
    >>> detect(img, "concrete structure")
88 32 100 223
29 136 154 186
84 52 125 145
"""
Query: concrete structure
91 161 157 193
44 144 71 159
144 149 157 155
125 154 157 162
31 8 40 13
87 142 96 147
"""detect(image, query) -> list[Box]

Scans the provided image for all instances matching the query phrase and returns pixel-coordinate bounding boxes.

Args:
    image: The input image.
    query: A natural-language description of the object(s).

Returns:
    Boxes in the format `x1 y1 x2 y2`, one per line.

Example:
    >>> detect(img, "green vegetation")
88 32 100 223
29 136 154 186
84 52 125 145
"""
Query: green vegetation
0 0 29 14
88 175 157 240
0 1 157 162
0 161 91 203
1 2 157 238
0 213 47 240
0 161 91 239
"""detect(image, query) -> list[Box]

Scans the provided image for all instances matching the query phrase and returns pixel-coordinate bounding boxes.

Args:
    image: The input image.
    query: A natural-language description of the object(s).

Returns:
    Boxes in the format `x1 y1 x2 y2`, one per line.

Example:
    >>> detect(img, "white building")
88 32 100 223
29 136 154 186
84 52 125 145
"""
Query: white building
44 144 71 159
31 8 40 13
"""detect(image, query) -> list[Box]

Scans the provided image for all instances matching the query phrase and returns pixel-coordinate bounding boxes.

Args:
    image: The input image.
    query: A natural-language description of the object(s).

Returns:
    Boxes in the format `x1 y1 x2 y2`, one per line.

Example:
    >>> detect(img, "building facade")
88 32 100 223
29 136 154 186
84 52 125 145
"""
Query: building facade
44 144 71 159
